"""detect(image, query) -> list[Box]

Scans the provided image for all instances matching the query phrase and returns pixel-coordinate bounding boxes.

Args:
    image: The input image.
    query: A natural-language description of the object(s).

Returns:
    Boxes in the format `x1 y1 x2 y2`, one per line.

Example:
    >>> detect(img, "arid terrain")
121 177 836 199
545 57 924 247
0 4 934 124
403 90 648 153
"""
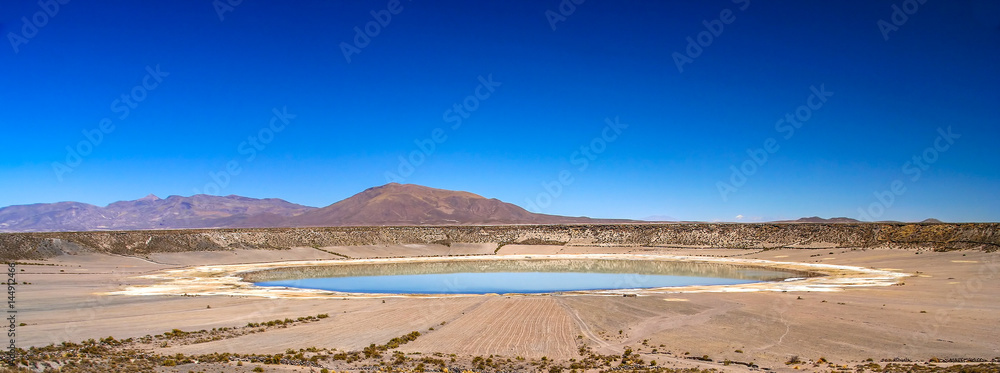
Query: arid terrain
4 224 1000 372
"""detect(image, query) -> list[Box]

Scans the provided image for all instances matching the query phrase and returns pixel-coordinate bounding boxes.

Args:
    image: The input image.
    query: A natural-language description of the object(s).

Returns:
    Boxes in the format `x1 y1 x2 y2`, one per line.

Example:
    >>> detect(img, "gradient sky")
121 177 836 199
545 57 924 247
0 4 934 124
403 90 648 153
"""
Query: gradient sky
2 0 998 222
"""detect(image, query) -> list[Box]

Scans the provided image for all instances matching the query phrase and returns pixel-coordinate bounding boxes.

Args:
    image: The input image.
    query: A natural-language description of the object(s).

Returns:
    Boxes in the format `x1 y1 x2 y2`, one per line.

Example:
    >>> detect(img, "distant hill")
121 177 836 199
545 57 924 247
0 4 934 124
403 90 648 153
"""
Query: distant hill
0 183 628 232
0 194 313 232
641 215 678 222
779 216 862 223
773 216 947 224
287 183 625 226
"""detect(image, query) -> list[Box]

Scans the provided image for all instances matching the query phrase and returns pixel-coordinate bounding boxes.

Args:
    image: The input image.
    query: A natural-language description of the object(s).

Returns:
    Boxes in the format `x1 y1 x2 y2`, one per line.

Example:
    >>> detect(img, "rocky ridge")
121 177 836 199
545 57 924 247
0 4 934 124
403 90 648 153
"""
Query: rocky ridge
1 223 997 260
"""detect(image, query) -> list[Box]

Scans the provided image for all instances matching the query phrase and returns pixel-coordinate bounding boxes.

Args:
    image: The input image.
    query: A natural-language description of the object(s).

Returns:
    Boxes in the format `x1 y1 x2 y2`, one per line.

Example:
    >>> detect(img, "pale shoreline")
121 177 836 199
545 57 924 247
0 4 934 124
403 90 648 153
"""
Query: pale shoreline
107 254 910 299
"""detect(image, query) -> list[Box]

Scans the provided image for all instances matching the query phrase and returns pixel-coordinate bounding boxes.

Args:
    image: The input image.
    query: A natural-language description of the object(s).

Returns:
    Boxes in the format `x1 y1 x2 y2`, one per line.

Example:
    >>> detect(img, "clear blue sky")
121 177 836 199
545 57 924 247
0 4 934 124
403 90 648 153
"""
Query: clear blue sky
1 0 998 222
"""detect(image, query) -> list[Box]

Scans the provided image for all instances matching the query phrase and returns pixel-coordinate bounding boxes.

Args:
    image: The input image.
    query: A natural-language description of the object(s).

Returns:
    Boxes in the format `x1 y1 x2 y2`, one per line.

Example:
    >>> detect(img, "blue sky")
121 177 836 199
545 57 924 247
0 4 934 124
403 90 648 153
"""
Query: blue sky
1 0 998 222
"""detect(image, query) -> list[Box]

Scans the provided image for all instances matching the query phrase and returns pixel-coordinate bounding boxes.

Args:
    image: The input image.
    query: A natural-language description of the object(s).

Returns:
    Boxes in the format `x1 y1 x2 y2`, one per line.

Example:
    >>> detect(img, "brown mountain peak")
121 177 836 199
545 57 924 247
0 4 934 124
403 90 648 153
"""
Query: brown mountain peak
287 183 622 227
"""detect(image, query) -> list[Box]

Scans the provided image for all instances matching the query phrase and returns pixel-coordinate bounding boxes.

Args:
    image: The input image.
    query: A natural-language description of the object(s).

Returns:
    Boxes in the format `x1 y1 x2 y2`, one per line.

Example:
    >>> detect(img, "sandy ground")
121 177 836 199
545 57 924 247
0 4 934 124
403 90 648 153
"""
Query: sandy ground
12 245 1000 372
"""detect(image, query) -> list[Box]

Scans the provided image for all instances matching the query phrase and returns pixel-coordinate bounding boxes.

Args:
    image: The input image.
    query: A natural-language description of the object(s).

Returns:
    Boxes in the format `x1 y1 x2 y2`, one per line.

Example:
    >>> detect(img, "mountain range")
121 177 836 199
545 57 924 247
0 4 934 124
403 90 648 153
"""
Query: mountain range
0 183 947 233
0 183 626 232
776 216 943 224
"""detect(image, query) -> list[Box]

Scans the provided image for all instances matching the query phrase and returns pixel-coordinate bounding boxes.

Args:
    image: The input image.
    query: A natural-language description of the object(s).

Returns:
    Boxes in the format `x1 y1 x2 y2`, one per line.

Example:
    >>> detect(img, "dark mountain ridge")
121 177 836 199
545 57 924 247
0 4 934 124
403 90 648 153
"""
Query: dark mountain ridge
0 194 313 232
0 183 627 232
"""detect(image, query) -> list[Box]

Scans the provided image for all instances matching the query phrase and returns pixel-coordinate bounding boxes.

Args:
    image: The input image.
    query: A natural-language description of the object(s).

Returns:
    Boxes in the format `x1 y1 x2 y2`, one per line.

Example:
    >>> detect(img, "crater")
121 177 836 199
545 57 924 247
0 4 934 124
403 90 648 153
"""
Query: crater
109 254 908 298
243 258 812 294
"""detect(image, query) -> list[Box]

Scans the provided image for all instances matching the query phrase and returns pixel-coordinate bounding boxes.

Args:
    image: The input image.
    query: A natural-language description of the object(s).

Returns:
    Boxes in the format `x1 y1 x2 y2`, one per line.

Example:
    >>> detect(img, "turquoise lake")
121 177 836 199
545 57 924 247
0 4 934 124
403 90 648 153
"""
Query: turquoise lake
254 271 762 294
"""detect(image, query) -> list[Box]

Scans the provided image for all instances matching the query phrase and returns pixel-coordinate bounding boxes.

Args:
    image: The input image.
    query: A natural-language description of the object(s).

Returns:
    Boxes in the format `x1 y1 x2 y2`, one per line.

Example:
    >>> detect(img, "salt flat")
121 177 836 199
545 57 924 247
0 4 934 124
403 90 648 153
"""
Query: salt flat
13 245 1000 372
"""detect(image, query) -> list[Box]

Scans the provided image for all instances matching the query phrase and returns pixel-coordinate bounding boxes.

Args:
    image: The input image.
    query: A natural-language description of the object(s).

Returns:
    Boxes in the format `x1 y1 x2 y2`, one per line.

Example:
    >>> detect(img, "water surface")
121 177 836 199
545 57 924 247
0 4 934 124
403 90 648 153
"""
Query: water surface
255 271 763 294
247 258 808 294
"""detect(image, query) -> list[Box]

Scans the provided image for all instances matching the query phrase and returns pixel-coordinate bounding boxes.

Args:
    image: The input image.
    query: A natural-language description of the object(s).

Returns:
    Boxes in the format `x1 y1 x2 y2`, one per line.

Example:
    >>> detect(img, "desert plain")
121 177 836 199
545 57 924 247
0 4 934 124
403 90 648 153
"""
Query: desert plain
4 224 1000 372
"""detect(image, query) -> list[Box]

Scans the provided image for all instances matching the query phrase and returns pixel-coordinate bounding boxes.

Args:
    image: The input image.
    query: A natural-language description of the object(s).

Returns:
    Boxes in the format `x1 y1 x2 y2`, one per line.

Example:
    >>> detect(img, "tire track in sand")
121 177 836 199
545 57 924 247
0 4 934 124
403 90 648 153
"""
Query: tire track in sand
555 296 609 350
